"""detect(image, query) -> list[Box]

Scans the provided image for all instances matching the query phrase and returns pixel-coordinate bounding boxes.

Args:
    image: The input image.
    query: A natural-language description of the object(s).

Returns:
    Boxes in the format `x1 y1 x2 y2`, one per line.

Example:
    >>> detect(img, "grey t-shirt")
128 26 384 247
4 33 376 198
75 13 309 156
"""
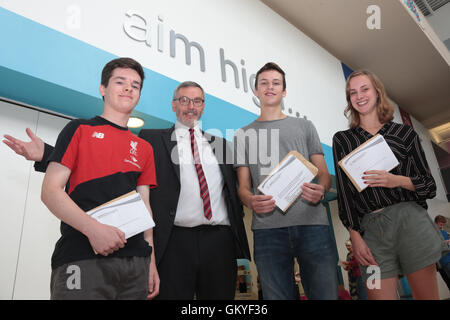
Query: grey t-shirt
234 116 329 230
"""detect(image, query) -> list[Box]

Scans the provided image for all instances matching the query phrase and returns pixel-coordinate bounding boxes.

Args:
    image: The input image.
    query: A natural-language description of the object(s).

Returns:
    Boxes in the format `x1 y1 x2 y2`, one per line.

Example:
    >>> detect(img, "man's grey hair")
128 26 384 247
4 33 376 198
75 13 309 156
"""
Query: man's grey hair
172 81 205 99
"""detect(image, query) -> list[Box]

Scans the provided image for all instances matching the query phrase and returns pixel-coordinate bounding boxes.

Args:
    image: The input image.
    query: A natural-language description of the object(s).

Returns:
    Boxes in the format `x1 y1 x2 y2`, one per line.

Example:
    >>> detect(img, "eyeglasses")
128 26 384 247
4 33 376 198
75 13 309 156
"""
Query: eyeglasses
173 96 204 107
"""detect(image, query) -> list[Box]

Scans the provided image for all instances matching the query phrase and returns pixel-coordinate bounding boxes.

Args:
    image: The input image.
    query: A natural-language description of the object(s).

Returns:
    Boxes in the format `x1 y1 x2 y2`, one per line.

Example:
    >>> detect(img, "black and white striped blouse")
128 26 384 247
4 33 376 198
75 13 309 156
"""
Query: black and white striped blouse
332 121 436 233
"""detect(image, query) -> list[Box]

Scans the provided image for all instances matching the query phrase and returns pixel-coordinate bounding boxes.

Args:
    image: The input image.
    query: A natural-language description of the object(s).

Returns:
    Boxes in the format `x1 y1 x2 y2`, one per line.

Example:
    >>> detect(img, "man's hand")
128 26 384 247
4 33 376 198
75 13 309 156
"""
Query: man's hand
3 128 45 161
301 182 325 204
306 154 331 204
135 185 160 299
147 259 160 299
250 194 276 214
41 162 126 256
84 221 127 256
237 166 276 214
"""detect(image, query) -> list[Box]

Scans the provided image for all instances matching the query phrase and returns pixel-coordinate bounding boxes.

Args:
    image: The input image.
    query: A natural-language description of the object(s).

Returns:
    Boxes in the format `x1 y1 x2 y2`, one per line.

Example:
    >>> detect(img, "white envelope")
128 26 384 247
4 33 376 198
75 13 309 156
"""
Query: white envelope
87 191 155 239
257 151 318 212
338 134 399 192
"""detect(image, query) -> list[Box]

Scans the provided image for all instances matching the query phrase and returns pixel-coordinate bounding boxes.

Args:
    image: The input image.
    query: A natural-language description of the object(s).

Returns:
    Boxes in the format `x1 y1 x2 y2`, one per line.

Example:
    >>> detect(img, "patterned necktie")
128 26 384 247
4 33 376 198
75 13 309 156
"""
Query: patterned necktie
189 128 212 220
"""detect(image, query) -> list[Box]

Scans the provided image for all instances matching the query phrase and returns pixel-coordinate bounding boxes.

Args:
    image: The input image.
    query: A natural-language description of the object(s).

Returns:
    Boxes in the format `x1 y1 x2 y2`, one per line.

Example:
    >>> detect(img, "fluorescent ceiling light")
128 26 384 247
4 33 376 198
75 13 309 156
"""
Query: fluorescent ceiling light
128 116 145 128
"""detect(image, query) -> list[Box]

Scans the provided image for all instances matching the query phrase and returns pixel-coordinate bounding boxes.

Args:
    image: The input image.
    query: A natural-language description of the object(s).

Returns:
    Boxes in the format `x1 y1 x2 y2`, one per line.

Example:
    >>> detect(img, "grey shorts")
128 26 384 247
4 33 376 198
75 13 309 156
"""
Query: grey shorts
50 256 150 300
359 201 447 282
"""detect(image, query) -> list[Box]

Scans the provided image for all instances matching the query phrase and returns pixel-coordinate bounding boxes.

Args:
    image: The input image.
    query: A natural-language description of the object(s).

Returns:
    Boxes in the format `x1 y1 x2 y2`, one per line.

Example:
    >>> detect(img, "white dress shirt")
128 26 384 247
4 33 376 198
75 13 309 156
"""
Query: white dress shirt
173 121 230 227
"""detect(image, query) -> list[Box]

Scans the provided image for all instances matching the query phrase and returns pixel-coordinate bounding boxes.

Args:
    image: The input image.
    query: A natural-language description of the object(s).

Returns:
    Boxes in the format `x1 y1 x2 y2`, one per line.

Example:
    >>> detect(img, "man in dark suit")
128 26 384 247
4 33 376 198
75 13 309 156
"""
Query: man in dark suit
139 81 250 299
3 81 250 300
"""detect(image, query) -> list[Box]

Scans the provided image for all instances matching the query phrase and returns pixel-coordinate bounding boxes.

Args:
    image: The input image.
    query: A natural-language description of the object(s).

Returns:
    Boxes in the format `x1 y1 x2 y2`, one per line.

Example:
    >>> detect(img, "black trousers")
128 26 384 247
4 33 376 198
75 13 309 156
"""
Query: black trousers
157 225 237 300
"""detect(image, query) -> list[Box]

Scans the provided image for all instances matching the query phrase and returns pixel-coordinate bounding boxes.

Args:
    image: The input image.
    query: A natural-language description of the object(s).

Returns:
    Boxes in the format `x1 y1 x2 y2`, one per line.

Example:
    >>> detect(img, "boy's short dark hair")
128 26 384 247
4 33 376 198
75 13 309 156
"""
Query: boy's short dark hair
101 57 145 90
255 62 286 90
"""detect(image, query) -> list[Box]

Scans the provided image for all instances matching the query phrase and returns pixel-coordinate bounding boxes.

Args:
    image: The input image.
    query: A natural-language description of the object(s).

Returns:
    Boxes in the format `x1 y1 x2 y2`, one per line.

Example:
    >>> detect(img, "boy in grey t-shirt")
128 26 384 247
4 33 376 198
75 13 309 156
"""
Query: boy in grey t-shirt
234 62 338 300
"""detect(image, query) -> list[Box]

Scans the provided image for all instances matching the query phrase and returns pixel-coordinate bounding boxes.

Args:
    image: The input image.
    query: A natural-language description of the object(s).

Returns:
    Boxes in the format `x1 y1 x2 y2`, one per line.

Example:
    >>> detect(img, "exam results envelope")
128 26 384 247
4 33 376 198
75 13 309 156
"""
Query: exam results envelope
86 191 155 239
338 134 399 192
257 151 318 213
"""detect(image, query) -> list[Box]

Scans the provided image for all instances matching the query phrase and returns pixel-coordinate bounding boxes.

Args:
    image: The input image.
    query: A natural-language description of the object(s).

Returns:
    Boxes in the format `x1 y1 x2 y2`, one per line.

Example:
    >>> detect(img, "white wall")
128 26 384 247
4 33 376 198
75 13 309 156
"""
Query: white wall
406 114 450 300
0 101 69 299
391 99 449 208
426 2 450 43
0 0 349 145
0 101 37 299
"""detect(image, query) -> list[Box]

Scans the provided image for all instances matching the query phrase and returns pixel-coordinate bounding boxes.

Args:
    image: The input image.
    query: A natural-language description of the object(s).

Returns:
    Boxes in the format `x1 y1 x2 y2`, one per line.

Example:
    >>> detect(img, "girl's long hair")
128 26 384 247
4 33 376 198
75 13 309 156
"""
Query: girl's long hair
344 70 394 129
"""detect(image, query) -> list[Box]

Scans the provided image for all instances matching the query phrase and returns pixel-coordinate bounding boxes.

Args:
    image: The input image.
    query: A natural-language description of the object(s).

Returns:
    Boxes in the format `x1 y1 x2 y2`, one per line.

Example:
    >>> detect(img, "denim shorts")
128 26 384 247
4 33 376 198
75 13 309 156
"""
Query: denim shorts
50 256 150 300
359 201 447 282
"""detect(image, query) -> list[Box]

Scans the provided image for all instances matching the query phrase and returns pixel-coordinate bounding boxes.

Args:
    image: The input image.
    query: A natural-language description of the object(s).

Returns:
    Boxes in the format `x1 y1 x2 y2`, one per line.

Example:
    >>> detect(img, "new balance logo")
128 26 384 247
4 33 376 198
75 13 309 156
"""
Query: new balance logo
92 132 104 139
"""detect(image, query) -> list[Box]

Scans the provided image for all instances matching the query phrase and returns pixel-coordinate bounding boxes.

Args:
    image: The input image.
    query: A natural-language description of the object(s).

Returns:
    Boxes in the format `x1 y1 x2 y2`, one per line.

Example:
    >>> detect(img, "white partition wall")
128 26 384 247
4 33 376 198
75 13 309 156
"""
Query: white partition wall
0 101 69 299
13 112 69 299
0 101 38 299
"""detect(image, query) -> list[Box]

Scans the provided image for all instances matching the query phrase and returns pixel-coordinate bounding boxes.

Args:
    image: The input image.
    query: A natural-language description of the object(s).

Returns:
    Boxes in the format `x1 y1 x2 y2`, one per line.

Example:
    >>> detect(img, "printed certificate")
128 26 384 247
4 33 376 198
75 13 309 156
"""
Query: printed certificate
257 151 318 212
87 191 155 239
338 134 399 192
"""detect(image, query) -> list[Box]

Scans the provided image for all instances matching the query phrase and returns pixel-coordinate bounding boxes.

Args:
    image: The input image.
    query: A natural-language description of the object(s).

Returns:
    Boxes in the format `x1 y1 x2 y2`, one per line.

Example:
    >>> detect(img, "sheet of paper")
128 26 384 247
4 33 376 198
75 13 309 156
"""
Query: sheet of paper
338 134 399 192
87 191 155 239
257 151 318 212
